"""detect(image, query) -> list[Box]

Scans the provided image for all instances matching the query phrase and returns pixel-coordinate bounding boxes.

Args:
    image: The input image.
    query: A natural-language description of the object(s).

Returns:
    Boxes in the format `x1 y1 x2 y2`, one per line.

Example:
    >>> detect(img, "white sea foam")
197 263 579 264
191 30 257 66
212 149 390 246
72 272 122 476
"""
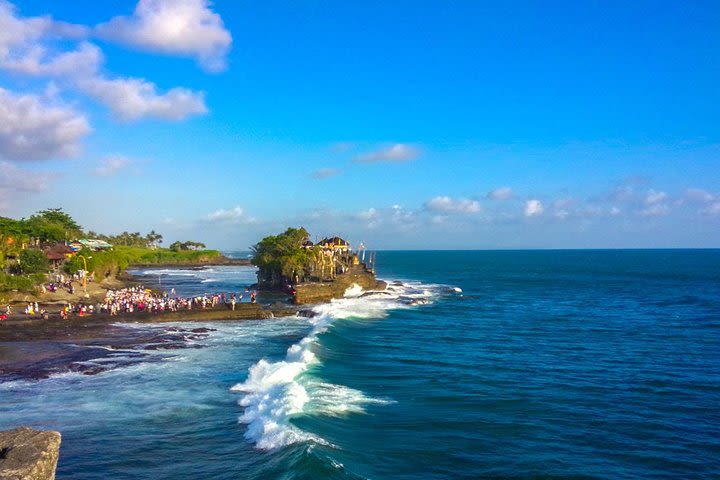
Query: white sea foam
231 279 451 450
307 381 395 416
343 283 364 297
140 269 197 277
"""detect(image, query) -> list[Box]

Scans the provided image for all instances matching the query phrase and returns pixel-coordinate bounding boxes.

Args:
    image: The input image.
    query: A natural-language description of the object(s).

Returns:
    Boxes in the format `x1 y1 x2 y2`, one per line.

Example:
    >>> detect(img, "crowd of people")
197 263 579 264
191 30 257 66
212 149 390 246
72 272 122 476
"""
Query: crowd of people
0 285 259 322
41 272 93 295
98 286 257 316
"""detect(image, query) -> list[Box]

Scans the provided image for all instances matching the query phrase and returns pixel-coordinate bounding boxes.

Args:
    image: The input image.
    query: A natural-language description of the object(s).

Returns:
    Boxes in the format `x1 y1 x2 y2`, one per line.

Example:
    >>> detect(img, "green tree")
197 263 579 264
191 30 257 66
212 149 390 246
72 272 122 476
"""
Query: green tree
251 227 311 287
146 230 163 248
169 240 206 251
26 208 83 242
32 208 82 232
0 217 28 268
19 249 49 274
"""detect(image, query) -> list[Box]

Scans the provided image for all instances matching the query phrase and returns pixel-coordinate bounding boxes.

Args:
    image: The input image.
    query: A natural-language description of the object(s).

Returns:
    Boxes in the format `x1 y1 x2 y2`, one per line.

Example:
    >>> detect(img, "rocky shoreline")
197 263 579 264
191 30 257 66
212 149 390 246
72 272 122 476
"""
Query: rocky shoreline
0 427 61 480
0 302 302 382
0 259 383 382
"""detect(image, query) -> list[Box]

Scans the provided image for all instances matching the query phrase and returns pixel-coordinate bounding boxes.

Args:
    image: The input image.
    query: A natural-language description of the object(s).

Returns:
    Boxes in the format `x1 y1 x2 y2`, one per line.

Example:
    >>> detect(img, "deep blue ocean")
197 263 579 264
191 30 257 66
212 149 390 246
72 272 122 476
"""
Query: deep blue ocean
1 250 719 479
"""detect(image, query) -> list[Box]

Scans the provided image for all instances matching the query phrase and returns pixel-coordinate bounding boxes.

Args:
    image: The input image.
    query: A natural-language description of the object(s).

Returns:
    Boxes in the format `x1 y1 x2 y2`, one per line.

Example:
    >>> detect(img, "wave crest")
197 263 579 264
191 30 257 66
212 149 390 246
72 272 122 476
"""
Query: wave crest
231 279 455 450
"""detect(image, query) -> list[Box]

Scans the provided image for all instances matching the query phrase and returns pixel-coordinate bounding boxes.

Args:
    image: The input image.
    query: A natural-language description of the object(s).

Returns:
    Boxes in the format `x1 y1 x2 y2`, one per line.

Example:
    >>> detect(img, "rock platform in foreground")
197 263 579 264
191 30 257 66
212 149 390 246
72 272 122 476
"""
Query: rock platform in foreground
0 427 61 480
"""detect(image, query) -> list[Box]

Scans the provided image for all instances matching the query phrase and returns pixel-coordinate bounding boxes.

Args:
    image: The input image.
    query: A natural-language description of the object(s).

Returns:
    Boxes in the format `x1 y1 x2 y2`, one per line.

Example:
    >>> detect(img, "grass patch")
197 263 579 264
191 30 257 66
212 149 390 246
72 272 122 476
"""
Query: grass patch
65 247 222 280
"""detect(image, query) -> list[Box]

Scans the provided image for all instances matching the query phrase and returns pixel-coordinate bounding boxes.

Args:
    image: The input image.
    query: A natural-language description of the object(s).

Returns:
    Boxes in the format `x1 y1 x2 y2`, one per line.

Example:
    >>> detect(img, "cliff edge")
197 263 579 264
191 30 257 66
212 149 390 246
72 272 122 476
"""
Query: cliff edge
293 266 386 304
0 427 61 480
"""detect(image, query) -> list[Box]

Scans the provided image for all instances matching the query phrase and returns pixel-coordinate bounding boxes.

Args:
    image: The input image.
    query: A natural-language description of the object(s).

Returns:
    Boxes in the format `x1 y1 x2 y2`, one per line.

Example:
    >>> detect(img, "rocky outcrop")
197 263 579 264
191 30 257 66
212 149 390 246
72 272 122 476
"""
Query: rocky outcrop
293 267 385 304
0 427 61 480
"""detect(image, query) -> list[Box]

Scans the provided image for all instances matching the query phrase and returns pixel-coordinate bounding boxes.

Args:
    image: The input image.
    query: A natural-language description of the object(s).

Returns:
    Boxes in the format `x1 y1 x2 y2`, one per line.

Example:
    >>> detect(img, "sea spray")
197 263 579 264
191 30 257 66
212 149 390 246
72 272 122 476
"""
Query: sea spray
231 281 445 450
230 307 335 449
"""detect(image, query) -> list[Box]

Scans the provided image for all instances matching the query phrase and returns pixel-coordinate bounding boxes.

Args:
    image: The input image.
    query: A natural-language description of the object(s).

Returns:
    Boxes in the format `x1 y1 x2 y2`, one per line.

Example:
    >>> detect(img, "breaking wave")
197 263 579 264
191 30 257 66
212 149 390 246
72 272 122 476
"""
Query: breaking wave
231 280 458 450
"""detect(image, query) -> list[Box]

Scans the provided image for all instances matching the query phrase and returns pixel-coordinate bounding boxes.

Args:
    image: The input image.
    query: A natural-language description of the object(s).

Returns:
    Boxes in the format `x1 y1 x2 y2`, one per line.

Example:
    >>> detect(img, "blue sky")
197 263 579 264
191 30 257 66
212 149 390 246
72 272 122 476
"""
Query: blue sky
1 0 719 249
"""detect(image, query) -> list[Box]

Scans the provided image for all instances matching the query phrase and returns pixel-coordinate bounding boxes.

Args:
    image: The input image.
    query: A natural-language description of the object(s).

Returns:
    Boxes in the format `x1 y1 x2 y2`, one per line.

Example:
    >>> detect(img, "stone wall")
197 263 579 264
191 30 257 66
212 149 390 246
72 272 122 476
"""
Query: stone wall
0 427 61 480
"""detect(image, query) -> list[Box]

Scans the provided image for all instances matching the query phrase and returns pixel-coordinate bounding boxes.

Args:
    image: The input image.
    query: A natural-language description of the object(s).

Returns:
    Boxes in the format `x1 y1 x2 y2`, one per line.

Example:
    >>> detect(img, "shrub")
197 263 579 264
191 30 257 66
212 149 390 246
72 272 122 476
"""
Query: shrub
19 249 49 274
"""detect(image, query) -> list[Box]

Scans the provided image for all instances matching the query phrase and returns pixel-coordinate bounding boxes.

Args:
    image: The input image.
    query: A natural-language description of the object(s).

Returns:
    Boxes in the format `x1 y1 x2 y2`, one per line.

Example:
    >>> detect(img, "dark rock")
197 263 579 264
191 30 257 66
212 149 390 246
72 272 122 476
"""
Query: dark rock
360 291 393 298
0 427 61 480
293 268 381 305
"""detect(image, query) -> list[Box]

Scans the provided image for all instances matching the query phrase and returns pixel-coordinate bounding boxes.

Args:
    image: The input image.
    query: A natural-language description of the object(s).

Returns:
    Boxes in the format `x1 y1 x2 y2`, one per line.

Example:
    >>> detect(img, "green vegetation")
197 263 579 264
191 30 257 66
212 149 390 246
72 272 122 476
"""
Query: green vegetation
0 272 45 297
85 230 163 248
1 208 82 268
64 246 222 279
18 249 49 274
0 208 82 244
251 227 313 287
0 208 220 294
169 240 207 251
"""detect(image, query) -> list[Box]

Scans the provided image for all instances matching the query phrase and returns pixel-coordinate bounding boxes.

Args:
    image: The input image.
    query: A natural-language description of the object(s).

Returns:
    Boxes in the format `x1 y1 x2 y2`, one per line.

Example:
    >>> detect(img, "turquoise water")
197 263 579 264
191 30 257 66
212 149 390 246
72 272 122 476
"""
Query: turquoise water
1 250 719 479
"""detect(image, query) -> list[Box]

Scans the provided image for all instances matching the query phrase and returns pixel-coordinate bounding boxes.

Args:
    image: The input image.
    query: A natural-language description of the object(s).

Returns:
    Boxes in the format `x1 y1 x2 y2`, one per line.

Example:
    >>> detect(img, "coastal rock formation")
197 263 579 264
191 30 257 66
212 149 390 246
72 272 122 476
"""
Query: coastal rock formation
0 427 61 480
293 268 385 304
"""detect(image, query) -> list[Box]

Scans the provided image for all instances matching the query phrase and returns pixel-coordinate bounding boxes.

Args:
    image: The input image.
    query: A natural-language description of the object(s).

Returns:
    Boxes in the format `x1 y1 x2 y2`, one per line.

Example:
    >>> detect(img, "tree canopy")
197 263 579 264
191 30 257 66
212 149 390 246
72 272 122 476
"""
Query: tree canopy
27 208 83 242
0 208 81 244
251 227 311 287
169 240 206 251
18 249 49 274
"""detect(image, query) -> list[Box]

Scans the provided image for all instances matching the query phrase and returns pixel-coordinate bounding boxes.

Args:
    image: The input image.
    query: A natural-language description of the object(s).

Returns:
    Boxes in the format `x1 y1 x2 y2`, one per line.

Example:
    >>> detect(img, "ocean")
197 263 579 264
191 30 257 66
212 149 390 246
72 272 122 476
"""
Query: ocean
1 250 719 479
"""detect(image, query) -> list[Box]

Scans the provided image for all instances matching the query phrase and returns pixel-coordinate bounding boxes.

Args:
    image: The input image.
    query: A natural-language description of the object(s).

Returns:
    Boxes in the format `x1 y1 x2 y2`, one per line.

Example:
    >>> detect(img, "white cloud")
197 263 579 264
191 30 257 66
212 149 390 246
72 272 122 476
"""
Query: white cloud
390 204 417 229
0 87 90 161
0 160 55 210
487 187 513 200
0 3 208 122
0 1 86 73
96 0 232 72
356 208 379 220
207 206 255 224
0 2 88 69
311 168 340 179
645 189 668 205
682 188 719 216
0 1 43 50
0 160 53 191
77 75 207 121
329 142 355 153
1 41 101 77
639 203 670 217
356 143 420 163
94 154 132 176
425 196 481 213
701 202 720 216
524 199 544 217
684 188 715 203
609 185 635 203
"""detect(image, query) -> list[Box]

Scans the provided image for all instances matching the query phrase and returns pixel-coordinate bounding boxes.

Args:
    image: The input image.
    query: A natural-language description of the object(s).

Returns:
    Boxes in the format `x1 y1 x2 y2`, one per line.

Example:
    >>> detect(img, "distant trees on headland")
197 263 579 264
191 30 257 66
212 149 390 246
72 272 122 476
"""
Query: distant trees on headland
0 208 218 295
169 240 207 251
251 227 362 289
85 230 163 249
